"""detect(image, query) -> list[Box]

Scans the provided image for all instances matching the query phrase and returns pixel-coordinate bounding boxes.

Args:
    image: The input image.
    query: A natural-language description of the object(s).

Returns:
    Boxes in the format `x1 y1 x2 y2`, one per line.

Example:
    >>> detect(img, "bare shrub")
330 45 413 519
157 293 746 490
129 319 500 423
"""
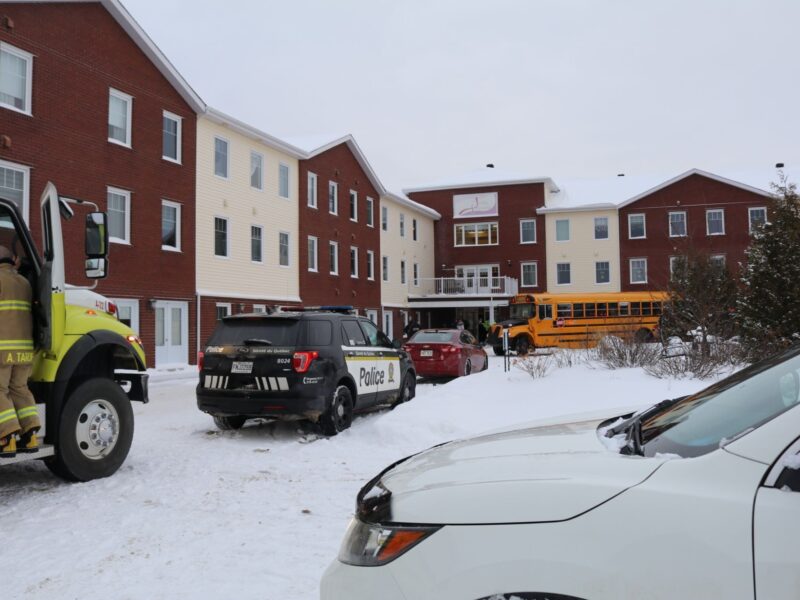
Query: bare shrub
595 334 660 369
513 354 553 378
550 348 585 369
646 341 745 380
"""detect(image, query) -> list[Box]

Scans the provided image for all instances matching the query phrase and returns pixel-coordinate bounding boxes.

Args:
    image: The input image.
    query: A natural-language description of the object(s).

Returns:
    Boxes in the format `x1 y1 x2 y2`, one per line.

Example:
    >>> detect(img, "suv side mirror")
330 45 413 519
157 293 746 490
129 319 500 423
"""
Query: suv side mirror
85 212 109 258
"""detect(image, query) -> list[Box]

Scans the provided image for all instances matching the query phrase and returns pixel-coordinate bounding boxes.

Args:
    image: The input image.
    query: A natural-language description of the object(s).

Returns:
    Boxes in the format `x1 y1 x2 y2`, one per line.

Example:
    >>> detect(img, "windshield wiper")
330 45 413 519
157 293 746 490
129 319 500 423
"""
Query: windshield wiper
243 338 273 346
606 397 685 456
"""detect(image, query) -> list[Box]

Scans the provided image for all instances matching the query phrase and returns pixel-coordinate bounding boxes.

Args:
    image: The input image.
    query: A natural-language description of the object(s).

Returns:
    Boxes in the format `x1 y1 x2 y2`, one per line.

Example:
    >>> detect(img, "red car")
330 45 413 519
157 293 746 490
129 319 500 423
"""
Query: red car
403 329 488 378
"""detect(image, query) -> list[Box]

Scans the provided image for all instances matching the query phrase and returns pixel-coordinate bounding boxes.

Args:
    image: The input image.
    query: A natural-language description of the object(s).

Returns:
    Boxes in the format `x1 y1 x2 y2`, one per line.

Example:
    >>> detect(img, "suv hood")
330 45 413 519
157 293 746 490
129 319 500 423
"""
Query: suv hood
371 415 668 525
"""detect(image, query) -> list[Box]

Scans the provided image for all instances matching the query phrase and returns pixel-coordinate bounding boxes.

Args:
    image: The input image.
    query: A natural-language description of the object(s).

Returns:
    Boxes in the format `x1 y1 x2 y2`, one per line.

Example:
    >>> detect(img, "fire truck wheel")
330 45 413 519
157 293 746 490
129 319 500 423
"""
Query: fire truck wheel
47 378 134 482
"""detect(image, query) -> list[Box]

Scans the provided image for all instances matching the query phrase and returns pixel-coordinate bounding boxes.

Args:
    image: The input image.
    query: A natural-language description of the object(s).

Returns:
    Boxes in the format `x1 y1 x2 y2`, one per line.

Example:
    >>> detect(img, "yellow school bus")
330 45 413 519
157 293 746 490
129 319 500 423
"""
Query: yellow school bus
487 291 669 354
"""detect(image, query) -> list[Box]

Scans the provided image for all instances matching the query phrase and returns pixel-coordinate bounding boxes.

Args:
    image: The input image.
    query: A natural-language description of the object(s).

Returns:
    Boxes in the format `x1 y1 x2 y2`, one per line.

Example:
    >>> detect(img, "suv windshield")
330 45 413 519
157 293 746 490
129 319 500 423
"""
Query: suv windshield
641 348 800 457
208 318 300 346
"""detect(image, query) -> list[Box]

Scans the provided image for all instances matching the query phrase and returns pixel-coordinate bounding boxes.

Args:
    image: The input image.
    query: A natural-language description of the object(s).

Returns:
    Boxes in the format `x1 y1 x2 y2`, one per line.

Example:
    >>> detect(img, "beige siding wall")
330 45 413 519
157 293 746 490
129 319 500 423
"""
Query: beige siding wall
379 196 436 306
545 209 621 293
196 117 300 301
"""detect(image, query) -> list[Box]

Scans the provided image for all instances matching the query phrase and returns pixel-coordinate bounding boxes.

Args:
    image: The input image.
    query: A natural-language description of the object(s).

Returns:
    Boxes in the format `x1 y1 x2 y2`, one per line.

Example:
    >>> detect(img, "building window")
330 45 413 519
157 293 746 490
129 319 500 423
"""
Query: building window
381 206 388 231
555 218 570 242
0 160 29 221
382 255 389 282
214 137 229 178
669 256 686 277
366 197 374 227
307 236 318 272
161 200 181 251
454 222 499 246
706 209 725 235
329 241 339 275
250 152 263 190
413 218 418 241
349 190 358 221
367 250 375 280
413 263 419 286
0 43 33 115
279 232 290 267
630 258 648 284
400 259 406 284
521 262 538 287
350 247 359 278
216 303 231 321
162 111 182 163
108 88 132 147
253 304 267 314
328 181 338 214
251 226 263 262
628 213 646 239
669 211 687 237
214 217 228 257
594 217 609 240
749 207 767 232
520 219 536 244
400 213 406 237
279 163 290 199
556 262 571 285
107 187 131 244
308 172 318 208
710 254 726 269
595 261 610 284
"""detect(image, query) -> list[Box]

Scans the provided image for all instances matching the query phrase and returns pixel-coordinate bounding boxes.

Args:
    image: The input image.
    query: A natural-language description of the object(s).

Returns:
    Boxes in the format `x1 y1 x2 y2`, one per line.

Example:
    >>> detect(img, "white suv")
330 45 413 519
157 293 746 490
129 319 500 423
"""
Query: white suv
321 347 800 600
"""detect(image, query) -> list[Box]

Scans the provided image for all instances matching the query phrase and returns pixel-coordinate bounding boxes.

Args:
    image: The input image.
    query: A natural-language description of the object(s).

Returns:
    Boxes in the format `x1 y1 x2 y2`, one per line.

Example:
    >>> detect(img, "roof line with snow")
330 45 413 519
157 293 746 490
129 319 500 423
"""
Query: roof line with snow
383 191 441 220
403 176 558 194
204 108 307 158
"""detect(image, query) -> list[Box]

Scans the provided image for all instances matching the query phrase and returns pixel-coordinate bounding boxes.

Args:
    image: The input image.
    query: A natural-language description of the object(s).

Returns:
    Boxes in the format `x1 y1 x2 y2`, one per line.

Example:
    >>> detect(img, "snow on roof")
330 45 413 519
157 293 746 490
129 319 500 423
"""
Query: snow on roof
403 167 556 194
204 108 306 158
280 133 351 155
384 191 441 220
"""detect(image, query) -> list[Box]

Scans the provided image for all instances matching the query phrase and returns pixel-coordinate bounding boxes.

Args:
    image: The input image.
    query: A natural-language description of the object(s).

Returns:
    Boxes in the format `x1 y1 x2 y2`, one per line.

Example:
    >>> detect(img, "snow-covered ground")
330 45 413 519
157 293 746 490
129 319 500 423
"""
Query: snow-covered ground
0 354 724 600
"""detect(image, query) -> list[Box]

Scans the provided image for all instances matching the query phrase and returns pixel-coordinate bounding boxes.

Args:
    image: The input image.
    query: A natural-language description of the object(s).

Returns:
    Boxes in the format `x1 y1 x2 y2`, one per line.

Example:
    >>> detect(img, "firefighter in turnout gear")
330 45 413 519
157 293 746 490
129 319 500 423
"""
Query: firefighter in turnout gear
0 245 40 457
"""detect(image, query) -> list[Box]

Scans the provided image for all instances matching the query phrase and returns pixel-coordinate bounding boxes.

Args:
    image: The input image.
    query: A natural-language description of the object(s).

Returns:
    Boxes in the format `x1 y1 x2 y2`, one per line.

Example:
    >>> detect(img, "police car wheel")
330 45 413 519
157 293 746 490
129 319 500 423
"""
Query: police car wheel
393 372 415 407
319 385 353 436
46 378 133 483
213 415 247 430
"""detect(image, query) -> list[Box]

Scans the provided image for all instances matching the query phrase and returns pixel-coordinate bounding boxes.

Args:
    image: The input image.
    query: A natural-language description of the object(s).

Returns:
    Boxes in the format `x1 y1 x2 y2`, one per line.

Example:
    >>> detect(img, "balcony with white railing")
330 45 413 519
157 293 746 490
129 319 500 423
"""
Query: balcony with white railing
410 276 519 298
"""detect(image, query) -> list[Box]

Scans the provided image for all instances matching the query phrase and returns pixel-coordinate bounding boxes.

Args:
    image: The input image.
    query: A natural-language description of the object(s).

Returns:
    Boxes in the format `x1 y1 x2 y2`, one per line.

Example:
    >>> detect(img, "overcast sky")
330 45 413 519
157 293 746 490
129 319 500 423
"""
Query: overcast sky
123 0 800 191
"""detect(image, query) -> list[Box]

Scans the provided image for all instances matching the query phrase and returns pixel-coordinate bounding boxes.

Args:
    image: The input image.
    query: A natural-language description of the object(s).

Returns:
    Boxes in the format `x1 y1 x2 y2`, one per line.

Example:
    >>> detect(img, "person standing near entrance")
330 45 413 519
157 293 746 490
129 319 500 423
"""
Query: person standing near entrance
0 246 40 457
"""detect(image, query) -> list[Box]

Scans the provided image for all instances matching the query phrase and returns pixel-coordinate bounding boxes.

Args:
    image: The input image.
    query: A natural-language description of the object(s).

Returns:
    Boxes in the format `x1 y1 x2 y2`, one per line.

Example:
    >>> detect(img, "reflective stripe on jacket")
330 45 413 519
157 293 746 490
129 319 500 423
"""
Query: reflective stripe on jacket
0 264 34 365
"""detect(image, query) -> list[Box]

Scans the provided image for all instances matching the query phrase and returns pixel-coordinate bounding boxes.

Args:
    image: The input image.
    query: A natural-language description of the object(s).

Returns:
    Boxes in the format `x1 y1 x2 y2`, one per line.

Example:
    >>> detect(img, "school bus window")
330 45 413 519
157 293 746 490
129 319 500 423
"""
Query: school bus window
573 303 585 318
557 303 572 318
642 302 652 316
619 302 630 316
631 302 641 316
608 303 618 316
538 304 553 320
597 303 608 317
653 302 662 316
584 303 596 318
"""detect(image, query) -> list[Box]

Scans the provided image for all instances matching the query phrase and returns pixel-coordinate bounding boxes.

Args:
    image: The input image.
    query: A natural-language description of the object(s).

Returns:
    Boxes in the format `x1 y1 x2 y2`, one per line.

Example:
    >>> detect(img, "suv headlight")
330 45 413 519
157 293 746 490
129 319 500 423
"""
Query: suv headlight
338 518 440 566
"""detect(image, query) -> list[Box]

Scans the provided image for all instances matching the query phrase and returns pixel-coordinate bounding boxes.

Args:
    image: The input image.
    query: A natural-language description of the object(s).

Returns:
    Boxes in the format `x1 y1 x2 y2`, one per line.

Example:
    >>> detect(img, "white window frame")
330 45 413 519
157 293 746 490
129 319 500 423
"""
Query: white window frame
710 254 726 268
0 42 33 116
307 172 318 208
555 262 571 286
383 310 393 339
382 255 389 282
213 136 229 179
328 181 338 215
329 241 339 275
520 261 538 288
307 236 318 272
215 303 232 321
367 250 375 281
250 151 264 190
593 216 609 240
413 262 419 287
668 211 687 238
555 218 570 242
213 215 229 258
381 206 389 231
669 255 686 277
349 190 358 222
350 246 359 279
629 258 648 284
278 163 290 199
108 88 133 148
111 298 140 334
251 225 263 263
706 209 725 236
749 206 767 232
253 304 267 314
595 260 611 285
162 110 182 164
520 218 537 244
279 231 291 267
412 218 418 241
453 222 500 247
107 186 131 245
400 213 406 238
0 158 30 223
400 259 407 285
161 200 181 252
628 213 646 239
366 197 374 227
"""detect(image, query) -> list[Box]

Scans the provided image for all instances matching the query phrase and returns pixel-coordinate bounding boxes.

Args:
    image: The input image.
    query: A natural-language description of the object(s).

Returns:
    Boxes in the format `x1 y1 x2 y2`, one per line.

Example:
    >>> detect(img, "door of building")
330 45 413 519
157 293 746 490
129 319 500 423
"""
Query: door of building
382 310 393 339
154 300 189 367
366 309 379 325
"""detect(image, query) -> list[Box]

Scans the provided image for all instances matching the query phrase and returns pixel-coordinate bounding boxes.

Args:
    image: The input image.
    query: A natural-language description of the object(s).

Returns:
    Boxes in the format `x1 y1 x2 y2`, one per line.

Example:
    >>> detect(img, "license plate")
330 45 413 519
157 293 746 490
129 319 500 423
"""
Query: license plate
231 361 253 374
420 350 433 357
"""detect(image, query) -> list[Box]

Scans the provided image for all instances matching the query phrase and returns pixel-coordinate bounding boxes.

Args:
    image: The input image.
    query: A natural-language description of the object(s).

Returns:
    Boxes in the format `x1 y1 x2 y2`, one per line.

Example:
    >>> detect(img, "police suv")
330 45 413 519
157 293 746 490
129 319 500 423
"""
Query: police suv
196 307 416 435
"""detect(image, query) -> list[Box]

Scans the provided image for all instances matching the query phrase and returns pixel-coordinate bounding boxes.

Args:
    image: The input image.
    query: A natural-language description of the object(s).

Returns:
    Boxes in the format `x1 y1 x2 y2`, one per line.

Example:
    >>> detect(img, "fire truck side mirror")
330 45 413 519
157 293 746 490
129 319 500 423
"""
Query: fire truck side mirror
85 257 108 279
85 212 109 258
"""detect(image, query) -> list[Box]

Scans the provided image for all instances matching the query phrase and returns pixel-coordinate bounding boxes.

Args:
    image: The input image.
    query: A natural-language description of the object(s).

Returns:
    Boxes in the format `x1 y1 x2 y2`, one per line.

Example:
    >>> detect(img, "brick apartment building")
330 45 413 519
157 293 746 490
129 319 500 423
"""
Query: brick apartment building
0 0 203 367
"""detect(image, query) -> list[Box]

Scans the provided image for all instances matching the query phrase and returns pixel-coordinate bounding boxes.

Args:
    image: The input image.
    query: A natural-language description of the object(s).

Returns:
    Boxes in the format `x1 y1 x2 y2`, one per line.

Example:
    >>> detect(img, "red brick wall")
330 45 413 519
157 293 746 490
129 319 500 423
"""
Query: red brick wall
0 3 197 365
407 183 547 287
297 143 381 314
618 174 772 291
